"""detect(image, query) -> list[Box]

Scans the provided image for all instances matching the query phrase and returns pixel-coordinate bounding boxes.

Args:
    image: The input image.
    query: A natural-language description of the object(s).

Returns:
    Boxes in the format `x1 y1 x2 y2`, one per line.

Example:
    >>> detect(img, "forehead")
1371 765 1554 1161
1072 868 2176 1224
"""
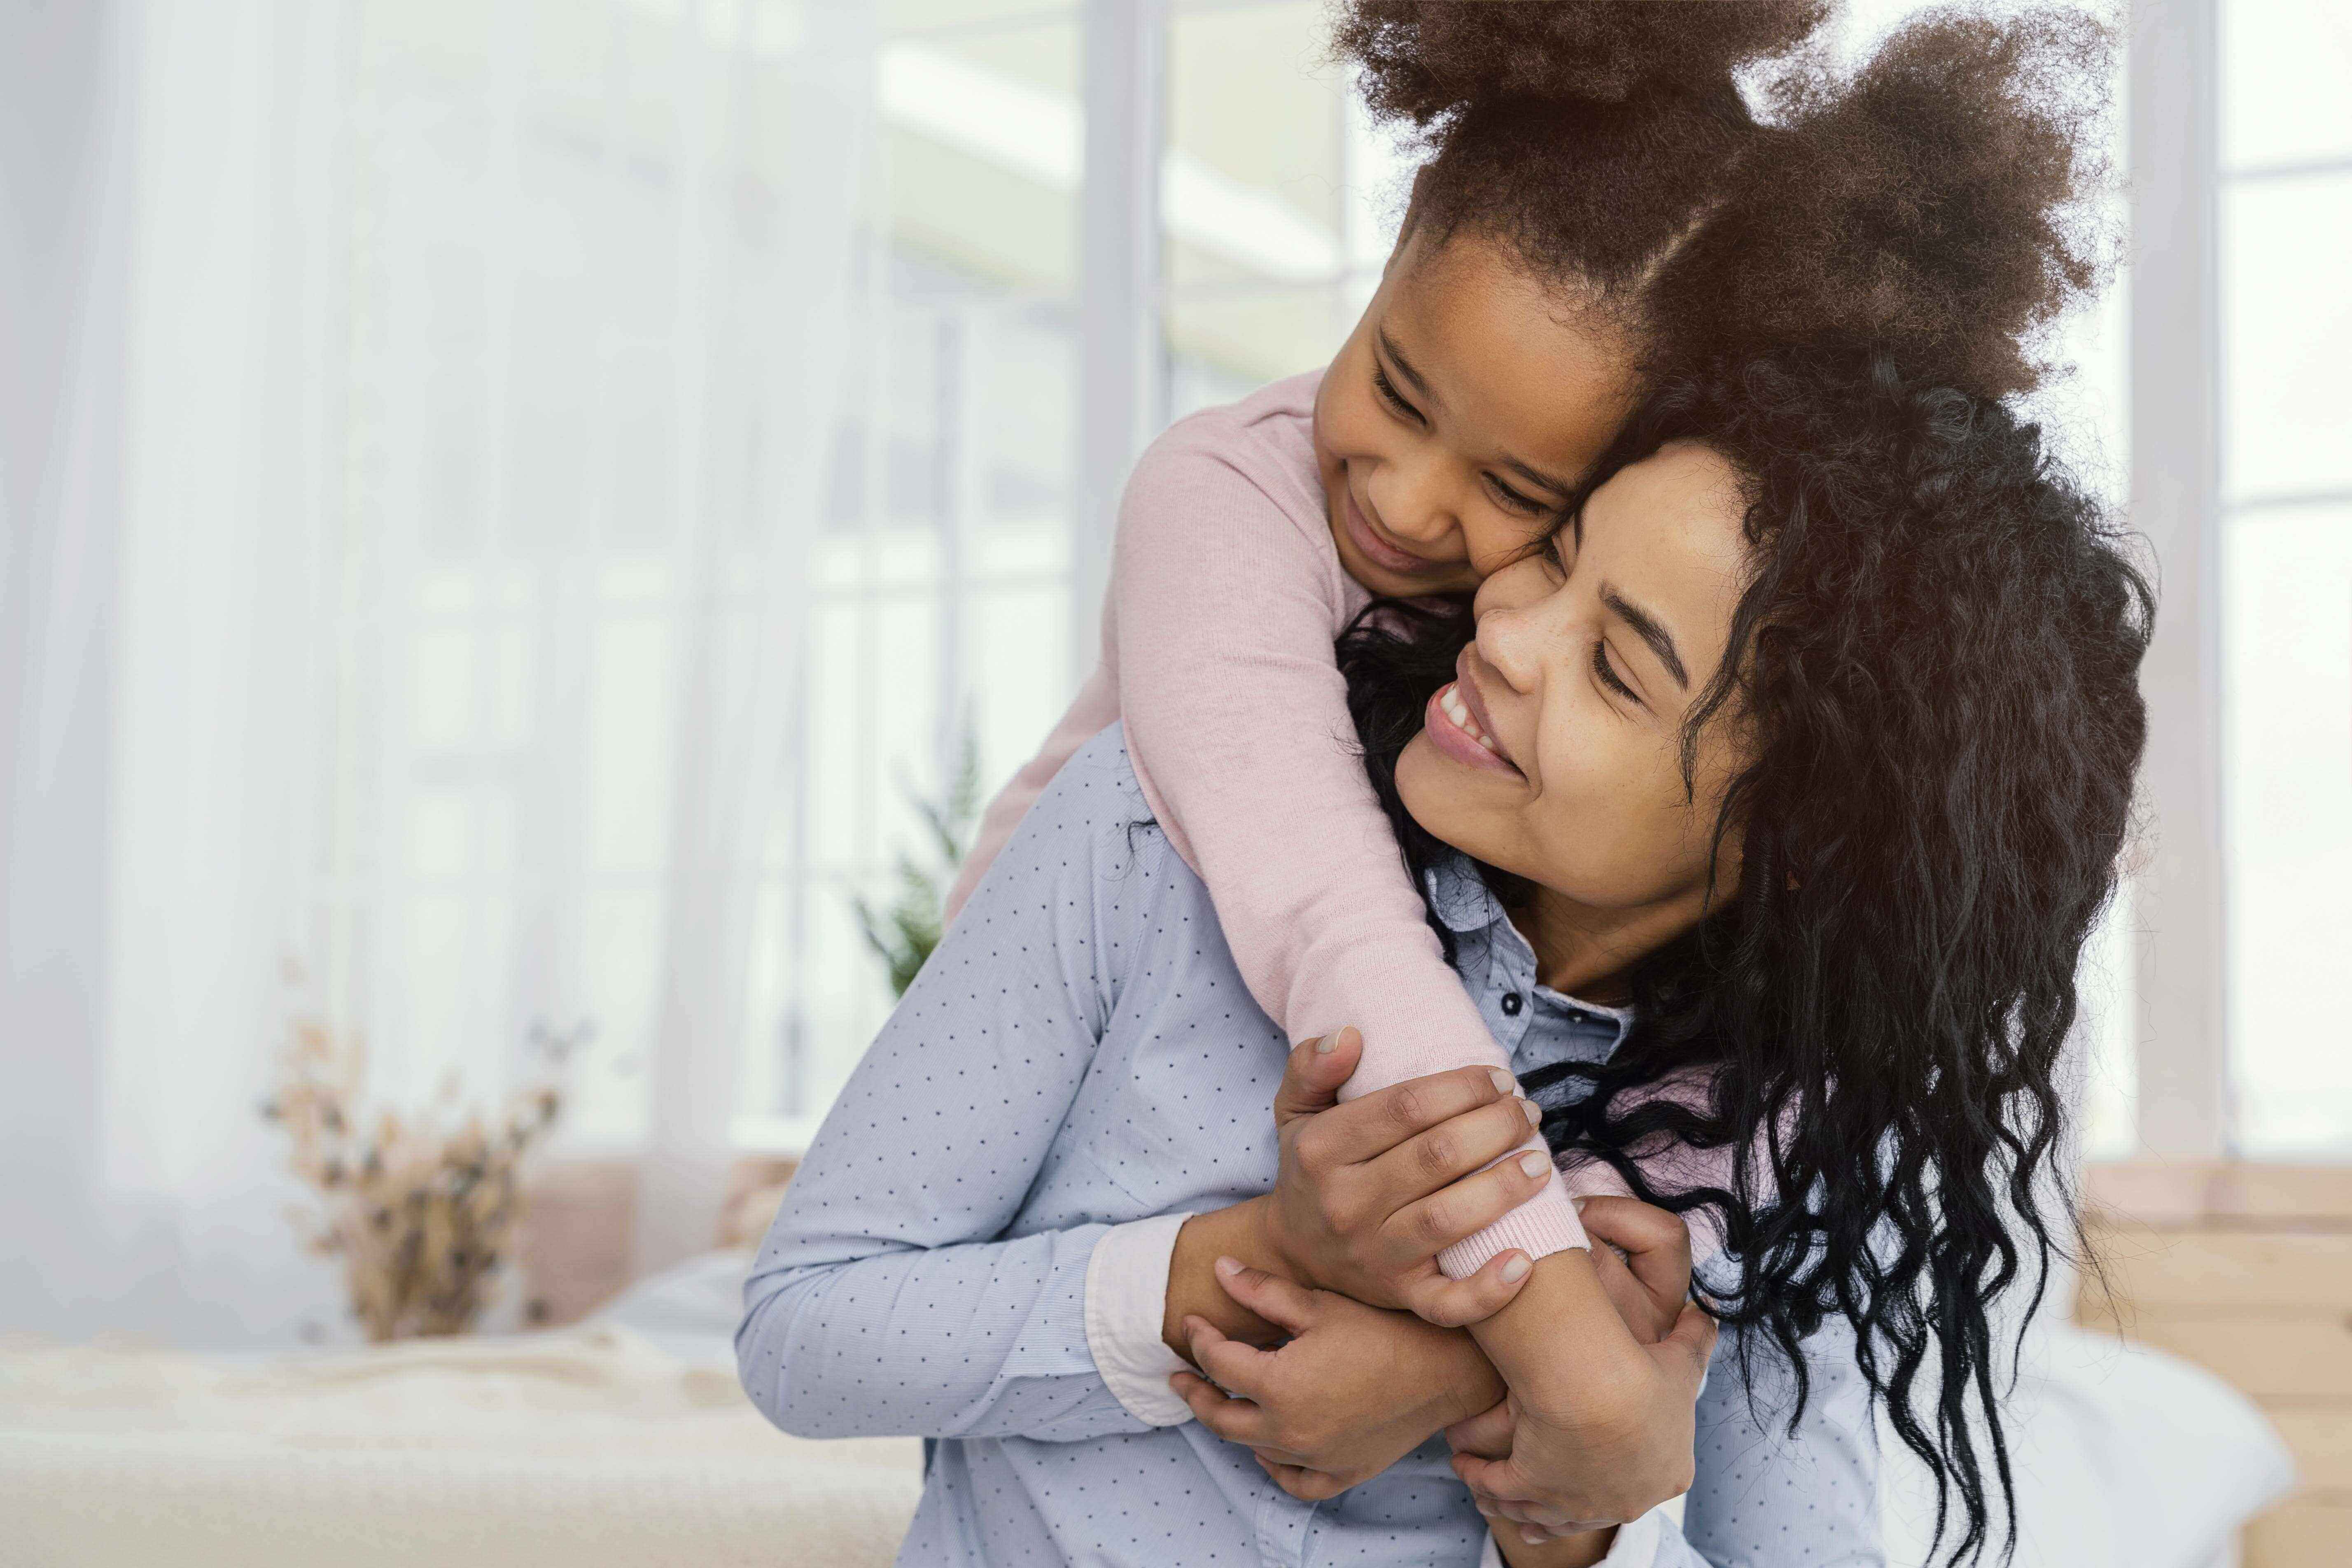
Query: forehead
1383 231 1639 472
1581 443 1752 659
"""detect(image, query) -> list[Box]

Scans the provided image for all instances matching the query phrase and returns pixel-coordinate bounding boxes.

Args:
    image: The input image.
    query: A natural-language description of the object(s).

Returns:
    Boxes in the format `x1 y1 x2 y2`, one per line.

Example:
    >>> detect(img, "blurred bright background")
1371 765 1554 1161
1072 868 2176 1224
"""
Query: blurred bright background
2 0 2346 1349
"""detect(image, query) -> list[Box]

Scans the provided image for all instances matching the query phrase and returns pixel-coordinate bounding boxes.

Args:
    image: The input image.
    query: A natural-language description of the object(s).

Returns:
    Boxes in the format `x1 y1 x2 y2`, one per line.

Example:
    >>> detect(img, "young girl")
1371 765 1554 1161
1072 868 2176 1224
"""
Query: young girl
941 0 2108 1292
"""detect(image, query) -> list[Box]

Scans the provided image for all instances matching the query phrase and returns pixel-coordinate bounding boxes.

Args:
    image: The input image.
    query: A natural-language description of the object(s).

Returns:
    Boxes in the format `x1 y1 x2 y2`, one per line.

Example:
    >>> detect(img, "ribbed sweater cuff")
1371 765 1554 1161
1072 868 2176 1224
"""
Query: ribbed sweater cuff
1437 1164 1586 1279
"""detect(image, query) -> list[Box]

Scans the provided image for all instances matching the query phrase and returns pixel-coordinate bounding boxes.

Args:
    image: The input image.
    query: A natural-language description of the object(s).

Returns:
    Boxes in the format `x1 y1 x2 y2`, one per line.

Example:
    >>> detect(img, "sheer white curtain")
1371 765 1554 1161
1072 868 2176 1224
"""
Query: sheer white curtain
1 0 875 1344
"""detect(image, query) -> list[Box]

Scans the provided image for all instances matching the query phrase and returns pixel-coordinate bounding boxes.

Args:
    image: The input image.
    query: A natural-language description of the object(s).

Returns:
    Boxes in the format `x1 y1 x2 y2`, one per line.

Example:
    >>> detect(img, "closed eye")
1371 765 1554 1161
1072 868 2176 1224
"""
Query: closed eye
1372 363 1423 425
1487 474 1547 515
1592 638 1642 707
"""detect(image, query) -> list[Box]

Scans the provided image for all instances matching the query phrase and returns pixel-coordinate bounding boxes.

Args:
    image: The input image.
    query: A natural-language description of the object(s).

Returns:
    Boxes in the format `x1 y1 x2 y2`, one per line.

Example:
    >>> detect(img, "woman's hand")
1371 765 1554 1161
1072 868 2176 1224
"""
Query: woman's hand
1167 1257 1502 1499
1256 1029 1558 1325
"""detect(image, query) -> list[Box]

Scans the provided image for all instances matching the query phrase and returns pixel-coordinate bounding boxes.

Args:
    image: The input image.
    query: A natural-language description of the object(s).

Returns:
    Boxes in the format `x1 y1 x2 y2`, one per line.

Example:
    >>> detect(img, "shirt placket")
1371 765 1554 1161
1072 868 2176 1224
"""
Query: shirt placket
1477 925 1539 1058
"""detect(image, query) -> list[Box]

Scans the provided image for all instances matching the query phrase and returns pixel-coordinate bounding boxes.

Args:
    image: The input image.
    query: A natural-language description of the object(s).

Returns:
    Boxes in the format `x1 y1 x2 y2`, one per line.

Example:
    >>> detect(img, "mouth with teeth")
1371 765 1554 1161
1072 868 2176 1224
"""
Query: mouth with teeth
1426 678 1522 778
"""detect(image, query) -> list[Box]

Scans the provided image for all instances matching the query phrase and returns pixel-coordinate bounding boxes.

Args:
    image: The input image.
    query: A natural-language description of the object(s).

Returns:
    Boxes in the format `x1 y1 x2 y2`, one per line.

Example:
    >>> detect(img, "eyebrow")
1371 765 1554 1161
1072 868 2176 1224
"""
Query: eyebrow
1381 328 1574 499
1500 454 1575 499
1602 585 1689 691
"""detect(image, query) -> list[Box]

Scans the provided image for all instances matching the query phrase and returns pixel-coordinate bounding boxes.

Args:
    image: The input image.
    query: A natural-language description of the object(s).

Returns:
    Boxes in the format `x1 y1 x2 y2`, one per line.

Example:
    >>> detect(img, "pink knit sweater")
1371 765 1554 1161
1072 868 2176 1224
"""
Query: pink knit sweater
945 371 1610 1276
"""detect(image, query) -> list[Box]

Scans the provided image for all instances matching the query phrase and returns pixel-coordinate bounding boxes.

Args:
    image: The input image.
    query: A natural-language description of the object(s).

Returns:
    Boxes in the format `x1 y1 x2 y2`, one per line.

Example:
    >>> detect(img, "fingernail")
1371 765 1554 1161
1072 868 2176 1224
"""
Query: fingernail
1501 1254 1532 1282
1520 1097 1542 1126
1313 1033 1338 1054
1214 1255 1242 1277
1486 1068 1513 1094
1522 1528 1548 1546
1572 1196 1590 1213
1518 1151 1548 1179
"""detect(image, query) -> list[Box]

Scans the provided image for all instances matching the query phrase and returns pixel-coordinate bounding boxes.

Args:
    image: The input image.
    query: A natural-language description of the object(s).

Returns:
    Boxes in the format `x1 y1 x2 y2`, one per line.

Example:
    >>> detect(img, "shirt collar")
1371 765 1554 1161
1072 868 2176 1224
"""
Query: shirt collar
1421 855 1635 1026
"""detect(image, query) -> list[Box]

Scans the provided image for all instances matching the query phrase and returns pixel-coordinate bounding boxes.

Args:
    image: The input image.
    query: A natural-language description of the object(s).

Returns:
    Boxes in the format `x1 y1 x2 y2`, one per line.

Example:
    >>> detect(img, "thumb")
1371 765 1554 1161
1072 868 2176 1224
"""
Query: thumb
1443 1395 1514 1459
1212 1256 1320 1335
1274 1028 1360 1127
1653 1298 1720 1388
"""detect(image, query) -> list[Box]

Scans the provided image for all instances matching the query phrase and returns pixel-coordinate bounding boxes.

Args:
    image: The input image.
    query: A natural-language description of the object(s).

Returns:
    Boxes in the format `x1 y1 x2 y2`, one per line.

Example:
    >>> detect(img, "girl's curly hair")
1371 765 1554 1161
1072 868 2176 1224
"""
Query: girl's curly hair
1333 0 2114 399
1339 350 2153 1567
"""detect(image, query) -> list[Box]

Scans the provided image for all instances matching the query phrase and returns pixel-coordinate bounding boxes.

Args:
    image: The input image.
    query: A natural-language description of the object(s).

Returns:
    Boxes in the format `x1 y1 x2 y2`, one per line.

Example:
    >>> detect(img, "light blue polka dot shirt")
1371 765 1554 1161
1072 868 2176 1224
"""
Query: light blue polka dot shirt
738 726 1881 1567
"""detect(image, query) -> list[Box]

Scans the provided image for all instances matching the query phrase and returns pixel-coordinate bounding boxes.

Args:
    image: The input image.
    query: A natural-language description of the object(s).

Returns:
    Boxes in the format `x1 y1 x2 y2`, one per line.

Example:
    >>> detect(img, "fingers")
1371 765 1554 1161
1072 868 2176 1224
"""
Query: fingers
1273 1029 1360 1128
1442 1395 1515 1459
1653 1298 1721 1386
1168 1369 1272 1447
1210 1256 1320 1336
1253 1452 1349 1501
1398 1246 1535 1328
1449 1449 1535 1505
1381 1140 1553 1271
1183 1314 1284 1407
1367 1094 1548 1212
1574 1195 1694 1308
1303 1064 1521 1169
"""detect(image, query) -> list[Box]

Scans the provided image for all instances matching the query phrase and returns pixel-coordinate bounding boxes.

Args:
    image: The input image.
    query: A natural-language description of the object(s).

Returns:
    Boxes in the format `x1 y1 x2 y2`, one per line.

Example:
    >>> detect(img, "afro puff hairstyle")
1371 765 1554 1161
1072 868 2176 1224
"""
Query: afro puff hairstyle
1332 0 2115 400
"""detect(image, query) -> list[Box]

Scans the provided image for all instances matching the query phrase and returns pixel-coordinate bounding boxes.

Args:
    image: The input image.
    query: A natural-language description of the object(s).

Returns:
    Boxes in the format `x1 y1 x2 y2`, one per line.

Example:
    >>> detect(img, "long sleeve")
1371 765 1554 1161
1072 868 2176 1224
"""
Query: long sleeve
1469 1318 1883 1568
735 739 1167 1445
1661 1318 1884 1567
1107 418 1587 1276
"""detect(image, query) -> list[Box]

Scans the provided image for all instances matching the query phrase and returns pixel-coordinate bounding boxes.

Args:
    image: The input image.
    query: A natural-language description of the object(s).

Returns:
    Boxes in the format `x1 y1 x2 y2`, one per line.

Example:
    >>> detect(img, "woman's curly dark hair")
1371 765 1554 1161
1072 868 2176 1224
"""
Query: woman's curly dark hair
1339 350 2153 1567
1332 0 2114 399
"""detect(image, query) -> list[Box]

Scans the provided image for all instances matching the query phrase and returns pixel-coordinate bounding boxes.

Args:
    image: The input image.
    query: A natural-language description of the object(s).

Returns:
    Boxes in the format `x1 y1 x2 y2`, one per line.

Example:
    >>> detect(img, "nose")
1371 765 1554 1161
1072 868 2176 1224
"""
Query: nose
1365 455 1462 550
1471 564 1550 695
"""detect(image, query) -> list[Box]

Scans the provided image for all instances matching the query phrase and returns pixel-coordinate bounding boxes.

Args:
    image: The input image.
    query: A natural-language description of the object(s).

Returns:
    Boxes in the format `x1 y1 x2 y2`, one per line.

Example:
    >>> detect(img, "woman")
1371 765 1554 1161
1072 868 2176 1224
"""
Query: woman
736 346 2151 1567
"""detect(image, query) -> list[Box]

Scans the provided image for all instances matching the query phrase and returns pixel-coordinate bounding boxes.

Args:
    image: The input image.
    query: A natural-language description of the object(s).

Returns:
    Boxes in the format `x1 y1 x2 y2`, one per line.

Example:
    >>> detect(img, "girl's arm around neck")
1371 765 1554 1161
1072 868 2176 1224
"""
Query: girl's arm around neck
1110 428 1589 1279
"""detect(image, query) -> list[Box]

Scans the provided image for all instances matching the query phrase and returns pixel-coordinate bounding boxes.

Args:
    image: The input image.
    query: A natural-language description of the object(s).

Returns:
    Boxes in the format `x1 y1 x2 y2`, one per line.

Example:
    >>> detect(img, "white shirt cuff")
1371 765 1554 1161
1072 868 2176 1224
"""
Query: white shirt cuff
1475 1506 1666 1568
1083 1210 1195 1427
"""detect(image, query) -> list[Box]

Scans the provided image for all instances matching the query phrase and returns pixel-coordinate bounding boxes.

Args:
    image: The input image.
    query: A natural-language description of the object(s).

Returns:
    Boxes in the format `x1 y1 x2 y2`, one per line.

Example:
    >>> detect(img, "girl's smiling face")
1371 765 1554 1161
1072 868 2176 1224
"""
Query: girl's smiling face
1397 441 1755 994
1314 226 1644 597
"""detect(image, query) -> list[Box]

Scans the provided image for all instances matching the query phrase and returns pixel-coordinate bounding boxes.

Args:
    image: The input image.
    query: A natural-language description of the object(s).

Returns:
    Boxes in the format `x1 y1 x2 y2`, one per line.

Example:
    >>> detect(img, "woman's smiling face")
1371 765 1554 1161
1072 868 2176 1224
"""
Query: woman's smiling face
1396 441 1756 989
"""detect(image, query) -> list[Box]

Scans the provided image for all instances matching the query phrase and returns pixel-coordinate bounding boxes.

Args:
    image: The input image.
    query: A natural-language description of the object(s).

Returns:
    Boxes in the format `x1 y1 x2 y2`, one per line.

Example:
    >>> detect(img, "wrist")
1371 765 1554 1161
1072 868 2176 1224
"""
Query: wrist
1467 1251 1627 1417
1241 1193 1305 1284
1164 1202 1289 1356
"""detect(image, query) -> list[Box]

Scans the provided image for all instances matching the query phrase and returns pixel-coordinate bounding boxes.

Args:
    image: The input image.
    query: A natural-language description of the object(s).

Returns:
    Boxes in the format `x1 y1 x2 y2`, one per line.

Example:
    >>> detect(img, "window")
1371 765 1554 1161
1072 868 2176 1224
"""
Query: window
338 0 2346 1166
2217 0 2352 1153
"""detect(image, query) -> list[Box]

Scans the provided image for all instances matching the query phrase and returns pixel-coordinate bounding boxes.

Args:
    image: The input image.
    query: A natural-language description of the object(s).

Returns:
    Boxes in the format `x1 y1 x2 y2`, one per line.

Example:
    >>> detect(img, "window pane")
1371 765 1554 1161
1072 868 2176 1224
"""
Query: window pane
738 9 1087 1140
2224 502 2352 1154
1163 0 1408 415
2221 174 2352 502
2223 0 2352 171
1166 0 1349 289
1168 283 1362 419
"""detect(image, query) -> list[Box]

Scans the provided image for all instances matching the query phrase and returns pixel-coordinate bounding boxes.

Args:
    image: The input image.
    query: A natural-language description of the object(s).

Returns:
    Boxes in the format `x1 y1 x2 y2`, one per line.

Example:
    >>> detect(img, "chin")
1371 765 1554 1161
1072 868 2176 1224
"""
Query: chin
1397 733 1544 881
1395 735 1470 849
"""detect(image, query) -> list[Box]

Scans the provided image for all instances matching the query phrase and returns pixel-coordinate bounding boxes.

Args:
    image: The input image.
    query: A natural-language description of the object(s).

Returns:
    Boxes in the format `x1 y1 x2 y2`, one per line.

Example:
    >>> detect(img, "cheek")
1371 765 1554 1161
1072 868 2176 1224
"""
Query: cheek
1524 723 1711 891
1316 380 1386 464
1460 513 1550 577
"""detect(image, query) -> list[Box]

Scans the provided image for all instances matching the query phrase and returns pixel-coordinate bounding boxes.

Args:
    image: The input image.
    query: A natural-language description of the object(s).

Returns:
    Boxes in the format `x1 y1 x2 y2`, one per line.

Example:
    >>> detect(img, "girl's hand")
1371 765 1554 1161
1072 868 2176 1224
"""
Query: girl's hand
1257 1029 1556 1326
1574 1194 1699 1346
1451 1197 1706 1545
1449 1394 1613 1565
1447 1288 1717 1536
1167 1256 1500 1499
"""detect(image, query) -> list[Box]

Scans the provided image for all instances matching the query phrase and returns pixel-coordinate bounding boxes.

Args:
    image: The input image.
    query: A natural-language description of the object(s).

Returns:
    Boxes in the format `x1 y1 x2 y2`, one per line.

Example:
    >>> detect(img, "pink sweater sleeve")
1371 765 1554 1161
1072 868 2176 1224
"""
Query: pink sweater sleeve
1106 429 1589 1277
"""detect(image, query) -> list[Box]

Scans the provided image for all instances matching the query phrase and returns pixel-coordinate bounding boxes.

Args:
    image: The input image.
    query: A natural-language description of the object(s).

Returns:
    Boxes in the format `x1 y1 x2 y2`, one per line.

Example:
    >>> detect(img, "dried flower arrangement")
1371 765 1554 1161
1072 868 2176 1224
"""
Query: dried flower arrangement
261 1006 585 1342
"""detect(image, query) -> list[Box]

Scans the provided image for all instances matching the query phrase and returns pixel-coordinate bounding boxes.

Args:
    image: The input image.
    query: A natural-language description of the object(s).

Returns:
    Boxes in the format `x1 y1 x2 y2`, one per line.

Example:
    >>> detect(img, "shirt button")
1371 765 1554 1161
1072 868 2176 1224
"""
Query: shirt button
1500 992 1524 1016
